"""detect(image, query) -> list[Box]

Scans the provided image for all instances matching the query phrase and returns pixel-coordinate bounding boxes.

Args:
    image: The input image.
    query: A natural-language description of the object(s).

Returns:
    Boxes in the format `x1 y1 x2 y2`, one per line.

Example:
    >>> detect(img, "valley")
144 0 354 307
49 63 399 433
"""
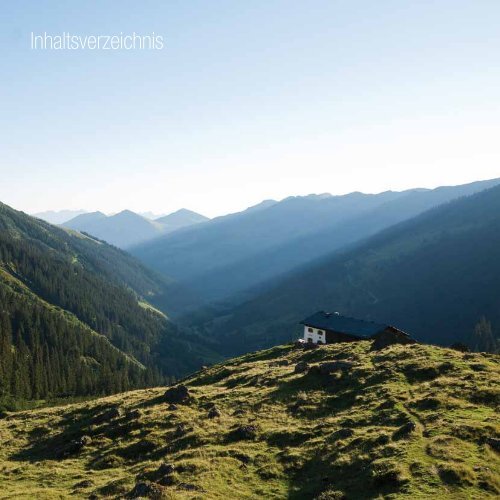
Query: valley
4 3 500 497
1 180 499 498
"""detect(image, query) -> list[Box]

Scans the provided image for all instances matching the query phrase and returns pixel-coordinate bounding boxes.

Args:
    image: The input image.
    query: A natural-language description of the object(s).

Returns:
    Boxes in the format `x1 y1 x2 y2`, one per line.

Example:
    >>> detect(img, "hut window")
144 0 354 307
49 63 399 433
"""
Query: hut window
308 327 313 333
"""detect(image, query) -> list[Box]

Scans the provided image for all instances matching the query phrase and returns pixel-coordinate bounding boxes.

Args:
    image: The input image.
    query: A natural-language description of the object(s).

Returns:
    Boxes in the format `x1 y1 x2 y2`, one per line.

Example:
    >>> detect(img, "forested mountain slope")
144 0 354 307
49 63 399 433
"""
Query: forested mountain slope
0 202 217 408
1 342 498 498
133 179 499 302
197 184 500 355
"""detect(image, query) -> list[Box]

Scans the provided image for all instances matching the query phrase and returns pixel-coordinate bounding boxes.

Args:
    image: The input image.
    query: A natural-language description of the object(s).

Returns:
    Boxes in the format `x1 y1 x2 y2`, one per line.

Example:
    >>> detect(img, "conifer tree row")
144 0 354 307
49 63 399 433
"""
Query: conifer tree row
0 201 211 408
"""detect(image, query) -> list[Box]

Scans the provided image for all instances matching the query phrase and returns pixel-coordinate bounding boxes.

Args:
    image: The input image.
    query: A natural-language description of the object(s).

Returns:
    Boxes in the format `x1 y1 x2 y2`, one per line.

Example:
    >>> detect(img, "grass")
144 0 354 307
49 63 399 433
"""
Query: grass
138 300 168 319
0 342 498 499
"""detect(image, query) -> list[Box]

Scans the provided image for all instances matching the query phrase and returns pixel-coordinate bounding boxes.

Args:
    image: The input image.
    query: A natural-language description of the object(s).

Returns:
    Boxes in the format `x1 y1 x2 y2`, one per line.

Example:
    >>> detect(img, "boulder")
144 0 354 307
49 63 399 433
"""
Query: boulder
329 428 354 442
167 404 178 411
54 435 92 458
79 435 92 446
73 479 94 489
233 452 251 464
93 406 124 424
393 421 417 440
108 407 124 419
164 384 190 404
208 406 221 419
126 409 142 420
133 439 157 455
230 425 258 441
128 481 165 499
174 423 188 437
157 463 175 476
104 421 138 439
307 365 321 376
294 361 309 374
486 437 500 451
319 361 354 375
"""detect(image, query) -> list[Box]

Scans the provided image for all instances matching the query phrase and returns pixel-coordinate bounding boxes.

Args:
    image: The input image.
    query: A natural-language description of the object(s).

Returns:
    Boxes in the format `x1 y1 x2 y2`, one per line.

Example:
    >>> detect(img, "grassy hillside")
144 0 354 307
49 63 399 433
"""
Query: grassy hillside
0 202 217 408
197 183 500 355
0 342 498 499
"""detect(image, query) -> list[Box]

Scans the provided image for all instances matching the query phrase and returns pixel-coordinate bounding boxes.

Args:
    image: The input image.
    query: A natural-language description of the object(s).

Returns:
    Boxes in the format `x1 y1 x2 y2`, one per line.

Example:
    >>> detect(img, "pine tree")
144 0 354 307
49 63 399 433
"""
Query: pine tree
472 317 498 353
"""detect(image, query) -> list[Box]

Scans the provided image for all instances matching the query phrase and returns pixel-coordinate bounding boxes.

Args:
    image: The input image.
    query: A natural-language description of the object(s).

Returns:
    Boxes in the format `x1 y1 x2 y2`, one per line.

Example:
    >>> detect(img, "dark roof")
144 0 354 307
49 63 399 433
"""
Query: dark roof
300 311 389 338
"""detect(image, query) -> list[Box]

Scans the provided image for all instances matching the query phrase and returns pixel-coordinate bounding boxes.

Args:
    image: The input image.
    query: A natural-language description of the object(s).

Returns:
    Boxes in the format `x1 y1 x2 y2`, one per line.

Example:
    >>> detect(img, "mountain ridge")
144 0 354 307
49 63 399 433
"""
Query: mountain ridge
63 208 208 248
196 183 500 355
132 178 500 302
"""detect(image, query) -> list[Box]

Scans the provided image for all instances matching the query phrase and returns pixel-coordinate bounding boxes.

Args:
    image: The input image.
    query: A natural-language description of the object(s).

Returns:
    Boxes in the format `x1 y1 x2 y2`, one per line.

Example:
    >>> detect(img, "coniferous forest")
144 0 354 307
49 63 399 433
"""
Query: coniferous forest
0 202 218 410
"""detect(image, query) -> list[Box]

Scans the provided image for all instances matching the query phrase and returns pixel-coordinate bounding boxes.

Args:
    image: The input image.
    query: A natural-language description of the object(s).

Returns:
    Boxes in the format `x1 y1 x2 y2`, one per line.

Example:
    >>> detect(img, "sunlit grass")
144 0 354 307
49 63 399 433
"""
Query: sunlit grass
0 342 498 498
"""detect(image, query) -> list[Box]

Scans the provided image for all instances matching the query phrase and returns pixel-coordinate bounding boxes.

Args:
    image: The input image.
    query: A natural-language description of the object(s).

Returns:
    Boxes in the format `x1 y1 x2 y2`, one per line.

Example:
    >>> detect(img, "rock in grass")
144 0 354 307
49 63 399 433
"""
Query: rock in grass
128 481 166 499
174 423 188 437
393 421 417 440
329 428 354 442
294 361 309 374
55 435 92 458
126 409 142 420
164 384 190 404
208 406 221 418
233 452 251 464
79 435 92 446
73 479 94 489
157 462 175 475
486 437 500 451
230 425 258 441
178 482 205 492
319 361 354 374
93 406 124 424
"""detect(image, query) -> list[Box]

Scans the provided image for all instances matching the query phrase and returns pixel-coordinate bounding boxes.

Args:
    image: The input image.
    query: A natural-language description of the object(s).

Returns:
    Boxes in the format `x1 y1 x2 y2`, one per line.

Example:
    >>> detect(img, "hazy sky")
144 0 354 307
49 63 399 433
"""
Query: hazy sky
1 1 499 217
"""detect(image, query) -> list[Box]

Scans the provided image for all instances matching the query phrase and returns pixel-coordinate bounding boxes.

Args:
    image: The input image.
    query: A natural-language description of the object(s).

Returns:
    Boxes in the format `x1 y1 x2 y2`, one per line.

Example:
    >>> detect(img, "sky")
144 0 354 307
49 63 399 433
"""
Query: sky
1 1 499 218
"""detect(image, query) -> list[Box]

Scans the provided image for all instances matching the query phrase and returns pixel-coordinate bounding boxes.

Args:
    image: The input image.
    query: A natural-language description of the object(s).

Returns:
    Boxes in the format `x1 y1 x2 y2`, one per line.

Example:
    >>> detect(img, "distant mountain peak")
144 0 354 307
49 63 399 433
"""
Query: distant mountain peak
32 209 88 225
62 208 208 248
155 209 209 227
113 209 145 219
